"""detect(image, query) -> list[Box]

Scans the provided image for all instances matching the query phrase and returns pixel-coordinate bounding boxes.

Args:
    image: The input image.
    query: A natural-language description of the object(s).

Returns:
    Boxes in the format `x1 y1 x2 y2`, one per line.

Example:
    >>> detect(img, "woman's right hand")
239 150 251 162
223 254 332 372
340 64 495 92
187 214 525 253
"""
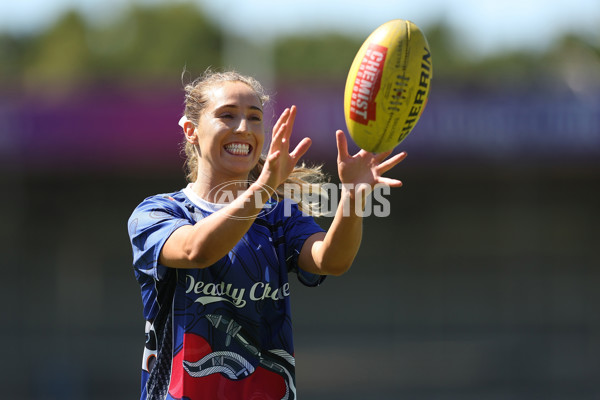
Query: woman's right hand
257 105 312 191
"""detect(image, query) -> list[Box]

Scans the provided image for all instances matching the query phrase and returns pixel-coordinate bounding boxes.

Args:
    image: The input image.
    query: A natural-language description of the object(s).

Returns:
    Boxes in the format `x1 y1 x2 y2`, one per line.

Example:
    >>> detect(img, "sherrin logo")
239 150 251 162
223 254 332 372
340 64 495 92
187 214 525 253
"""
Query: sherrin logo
398 46 432 140
349 43 388 125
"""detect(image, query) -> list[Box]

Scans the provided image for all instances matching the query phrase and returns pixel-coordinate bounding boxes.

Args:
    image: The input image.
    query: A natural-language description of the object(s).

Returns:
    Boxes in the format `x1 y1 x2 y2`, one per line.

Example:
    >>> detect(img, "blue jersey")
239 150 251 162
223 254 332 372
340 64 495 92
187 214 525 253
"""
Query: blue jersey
127 185 325 400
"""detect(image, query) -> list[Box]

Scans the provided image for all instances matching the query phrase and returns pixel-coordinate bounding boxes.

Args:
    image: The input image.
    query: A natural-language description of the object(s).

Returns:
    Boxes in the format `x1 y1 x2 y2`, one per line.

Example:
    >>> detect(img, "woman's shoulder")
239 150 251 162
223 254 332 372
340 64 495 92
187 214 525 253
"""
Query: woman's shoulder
131 189 192 217
138 189 185 205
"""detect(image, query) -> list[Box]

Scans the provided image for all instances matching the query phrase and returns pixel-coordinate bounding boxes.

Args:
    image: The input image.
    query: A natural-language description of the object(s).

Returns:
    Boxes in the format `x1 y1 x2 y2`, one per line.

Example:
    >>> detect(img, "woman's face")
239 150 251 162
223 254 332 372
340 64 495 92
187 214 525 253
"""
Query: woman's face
194 81 265 180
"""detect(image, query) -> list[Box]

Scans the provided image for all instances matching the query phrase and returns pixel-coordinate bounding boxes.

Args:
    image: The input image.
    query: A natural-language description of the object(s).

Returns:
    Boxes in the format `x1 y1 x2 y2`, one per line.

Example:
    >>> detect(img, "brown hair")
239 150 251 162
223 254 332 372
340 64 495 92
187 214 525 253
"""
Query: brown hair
181 68 328 212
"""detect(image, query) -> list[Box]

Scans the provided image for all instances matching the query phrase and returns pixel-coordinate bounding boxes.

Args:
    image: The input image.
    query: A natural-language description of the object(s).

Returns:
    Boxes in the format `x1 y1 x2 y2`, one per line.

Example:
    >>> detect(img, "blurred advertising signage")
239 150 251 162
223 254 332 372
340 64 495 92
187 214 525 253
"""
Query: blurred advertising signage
1 88 599 171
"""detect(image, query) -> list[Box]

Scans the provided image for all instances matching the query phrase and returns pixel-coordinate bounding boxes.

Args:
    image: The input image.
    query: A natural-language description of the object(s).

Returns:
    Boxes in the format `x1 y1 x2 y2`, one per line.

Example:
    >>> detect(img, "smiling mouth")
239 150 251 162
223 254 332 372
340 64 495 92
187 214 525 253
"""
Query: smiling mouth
224 143 252 156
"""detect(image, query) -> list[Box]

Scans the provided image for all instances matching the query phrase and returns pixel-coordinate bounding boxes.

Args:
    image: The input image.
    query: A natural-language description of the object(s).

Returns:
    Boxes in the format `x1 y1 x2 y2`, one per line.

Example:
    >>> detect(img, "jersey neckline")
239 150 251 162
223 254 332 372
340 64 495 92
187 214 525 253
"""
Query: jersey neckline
182 184 228 213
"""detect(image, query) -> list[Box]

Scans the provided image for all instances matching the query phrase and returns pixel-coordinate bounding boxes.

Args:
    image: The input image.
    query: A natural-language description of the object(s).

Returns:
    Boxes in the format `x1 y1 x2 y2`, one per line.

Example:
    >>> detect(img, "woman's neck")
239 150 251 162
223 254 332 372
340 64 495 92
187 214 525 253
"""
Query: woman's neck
191 175 250 204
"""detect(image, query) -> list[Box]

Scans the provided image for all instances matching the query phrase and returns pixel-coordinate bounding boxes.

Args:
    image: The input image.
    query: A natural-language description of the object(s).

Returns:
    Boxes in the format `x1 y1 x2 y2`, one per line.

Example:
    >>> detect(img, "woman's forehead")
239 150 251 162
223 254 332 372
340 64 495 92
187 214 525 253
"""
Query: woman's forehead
205 81 262 110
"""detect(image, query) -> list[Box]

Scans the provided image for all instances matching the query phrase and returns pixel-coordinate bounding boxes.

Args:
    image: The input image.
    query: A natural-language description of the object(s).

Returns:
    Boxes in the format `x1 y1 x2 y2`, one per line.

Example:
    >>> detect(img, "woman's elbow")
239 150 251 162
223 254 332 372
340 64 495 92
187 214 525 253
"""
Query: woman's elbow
185 247 221 269
321 261 353 277
160 247 214 270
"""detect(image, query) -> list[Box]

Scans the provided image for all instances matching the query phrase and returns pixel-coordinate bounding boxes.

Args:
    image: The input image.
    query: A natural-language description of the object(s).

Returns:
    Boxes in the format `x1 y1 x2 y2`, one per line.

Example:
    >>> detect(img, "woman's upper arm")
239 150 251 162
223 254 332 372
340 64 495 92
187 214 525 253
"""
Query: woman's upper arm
158 224 200 269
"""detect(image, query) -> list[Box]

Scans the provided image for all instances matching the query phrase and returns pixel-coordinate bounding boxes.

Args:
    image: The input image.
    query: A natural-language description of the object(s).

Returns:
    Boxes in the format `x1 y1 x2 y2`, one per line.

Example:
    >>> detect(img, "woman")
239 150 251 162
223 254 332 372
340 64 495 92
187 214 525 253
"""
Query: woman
127 69 406 400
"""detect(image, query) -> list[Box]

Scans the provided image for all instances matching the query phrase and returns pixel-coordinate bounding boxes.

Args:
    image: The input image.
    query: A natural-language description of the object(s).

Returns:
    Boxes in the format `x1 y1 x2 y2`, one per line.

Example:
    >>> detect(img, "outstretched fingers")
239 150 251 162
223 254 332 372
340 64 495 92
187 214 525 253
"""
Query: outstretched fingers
376 151 407 175
372 149 394 164
262 106 311 188
272 107 290 138
290 137 312 161
270 106 297 153
284 106 297 142
377 176 404 188
335 130 352 161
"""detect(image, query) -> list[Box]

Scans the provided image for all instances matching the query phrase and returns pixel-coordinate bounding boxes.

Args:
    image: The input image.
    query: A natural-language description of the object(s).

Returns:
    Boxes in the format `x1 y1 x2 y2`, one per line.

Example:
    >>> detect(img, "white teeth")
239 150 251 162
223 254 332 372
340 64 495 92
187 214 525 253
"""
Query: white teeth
224 143 250 155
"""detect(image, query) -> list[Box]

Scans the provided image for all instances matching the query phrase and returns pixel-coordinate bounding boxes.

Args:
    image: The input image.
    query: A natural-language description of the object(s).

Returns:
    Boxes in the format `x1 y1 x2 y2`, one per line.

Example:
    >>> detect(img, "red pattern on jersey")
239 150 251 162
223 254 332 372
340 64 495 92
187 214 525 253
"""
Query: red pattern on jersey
168 333 287 400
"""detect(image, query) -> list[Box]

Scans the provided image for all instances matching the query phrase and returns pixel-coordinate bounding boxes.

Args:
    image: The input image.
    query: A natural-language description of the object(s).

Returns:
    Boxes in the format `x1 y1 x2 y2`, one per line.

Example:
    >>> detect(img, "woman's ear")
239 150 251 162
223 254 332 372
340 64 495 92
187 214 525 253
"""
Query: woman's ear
183 121 198 144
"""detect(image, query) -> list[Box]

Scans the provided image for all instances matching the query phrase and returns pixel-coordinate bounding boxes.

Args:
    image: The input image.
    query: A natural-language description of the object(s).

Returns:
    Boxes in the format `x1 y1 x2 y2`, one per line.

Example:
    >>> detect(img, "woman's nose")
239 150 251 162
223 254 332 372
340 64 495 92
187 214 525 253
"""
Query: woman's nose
235 117 250 134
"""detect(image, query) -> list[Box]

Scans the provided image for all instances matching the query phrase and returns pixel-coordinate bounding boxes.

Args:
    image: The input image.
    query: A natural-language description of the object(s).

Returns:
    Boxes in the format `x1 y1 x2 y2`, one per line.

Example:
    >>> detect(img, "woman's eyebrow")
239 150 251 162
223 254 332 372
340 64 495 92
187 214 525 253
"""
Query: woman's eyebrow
216 104 263 113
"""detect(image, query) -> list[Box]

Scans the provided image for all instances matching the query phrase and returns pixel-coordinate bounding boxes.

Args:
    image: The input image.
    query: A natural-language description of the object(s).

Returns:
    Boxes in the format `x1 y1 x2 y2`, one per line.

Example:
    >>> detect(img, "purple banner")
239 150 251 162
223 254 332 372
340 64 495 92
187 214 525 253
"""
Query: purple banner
1 85 599 172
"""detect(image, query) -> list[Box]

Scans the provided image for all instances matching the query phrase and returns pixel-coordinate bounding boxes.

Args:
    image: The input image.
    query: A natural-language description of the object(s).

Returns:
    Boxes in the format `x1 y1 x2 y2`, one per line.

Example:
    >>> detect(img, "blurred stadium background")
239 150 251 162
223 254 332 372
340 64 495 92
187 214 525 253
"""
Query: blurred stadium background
0 2 598 399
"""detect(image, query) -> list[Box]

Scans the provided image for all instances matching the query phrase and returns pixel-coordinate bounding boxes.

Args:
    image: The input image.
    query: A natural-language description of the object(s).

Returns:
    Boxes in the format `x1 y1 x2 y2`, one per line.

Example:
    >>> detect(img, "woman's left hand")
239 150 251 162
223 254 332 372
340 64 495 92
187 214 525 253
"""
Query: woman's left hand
335 129 407 199
297 130 407 276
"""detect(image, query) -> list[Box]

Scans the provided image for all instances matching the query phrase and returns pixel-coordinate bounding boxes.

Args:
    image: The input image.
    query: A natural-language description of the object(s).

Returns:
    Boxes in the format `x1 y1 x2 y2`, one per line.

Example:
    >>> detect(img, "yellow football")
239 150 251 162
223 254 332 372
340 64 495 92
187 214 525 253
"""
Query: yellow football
344 19 432 153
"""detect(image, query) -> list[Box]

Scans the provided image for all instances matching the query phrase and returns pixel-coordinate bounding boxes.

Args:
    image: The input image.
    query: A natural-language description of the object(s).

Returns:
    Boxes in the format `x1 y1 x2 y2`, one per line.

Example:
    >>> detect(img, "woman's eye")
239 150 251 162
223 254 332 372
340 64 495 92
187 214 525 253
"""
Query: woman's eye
219 113 234 119
250 114 262 122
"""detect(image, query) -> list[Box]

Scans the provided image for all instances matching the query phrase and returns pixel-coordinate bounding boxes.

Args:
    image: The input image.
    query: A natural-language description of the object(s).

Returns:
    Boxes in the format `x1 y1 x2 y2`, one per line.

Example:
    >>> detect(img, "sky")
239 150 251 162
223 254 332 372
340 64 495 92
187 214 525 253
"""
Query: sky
0 0 599 56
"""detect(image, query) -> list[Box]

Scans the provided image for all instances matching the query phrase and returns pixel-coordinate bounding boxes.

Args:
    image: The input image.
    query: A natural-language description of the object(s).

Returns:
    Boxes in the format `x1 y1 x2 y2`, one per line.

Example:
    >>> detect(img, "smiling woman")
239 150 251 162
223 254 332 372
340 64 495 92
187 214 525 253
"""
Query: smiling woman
127 68 408 400
180 71 269 182
183 80 267 187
